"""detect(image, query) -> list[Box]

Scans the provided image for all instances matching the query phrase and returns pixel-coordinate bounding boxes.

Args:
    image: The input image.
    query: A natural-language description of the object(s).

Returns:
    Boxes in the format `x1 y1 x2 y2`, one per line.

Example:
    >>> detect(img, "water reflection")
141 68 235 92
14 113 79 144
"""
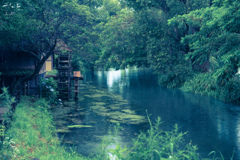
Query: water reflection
57 68 240 159
106 70 121 89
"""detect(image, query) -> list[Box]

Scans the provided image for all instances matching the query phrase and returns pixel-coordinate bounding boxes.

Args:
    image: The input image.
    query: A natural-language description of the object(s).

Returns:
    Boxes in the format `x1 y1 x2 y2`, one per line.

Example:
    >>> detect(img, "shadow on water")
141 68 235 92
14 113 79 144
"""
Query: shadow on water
52 68 240 159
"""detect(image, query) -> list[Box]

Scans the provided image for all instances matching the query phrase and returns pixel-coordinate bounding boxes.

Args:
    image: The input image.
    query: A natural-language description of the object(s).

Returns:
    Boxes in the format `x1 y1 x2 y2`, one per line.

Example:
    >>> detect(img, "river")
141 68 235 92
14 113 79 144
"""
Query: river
54 67 240 159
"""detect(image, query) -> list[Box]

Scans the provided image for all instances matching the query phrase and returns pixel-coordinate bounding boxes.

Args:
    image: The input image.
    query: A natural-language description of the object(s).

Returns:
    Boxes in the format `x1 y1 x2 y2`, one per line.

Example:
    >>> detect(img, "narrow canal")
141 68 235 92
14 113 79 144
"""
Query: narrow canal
53 68 240 159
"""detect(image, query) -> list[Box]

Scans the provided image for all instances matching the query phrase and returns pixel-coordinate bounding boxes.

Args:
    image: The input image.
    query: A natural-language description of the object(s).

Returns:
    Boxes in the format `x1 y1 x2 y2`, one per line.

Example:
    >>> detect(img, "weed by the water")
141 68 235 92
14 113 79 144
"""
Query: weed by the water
104 116 199 160
0 97 87 160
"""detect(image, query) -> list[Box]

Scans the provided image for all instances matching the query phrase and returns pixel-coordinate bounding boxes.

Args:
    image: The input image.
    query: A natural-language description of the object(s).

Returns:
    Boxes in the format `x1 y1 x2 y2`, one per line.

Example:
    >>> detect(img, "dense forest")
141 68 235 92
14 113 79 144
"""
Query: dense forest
0 0 239 103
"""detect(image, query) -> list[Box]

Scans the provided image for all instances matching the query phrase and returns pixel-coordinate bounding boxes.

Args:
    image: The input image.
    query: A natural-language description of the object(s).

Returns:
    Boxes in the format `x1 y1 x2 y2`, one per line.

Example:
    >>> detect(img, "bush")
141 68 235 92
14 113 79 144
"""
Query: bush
39 78 59 105
181 73 240 104
46 69 58 76
0 87 15 126
106 117 199 160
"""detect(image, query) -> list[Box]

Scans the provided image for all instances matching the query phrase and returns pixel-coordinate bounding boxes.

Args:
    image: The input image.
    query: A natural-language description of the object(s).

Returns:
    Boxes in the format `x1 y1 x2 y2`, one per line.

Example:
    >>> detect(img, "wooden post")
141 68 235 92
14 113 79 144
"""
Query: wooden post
73 71 81 100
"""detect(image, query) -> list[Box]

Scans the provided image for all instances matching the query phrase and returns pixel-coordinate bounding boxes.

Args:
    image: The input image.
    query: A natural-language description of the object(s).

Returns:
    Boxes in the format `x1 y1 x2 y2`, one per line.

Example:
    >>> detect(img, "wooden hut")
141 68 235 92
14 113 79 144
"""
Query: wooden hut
0 48 54 97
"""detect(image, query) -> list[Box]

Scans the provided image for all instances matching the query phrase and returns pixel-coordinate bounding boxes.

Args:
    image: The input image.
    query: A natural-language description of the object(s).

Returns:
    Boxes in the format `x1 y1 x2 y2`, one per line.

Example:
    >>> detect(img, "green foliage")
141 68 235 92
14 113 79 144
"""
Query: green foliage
46 69 58 76
0 87 15 125
168 0 240 103
102 116 200 160
182 73 240 103
97 0 209 86
39 78 59 105
97 8 149 70
0 87 15 109
1 0 101 91
0 125 5 137
0 98 87 160
124 118 199 159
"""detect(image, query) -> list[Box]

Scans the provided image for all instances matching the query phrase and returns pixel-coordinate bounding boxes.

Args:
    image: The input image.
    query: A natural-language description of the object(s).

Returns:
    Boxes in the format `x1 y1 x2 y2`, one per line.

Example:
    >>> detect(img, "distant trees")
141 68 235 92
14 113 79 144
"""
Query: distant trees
96 0 240 102
97 0 209 87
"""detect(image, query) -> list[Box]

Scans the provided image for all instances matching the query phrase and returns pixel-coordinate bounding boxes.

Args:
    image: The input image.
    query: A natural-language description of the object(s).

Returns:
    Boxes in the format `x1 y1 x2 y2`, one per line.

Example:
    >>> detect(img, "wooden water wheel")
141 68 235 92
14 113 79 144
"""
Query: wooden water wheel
57 52 72 100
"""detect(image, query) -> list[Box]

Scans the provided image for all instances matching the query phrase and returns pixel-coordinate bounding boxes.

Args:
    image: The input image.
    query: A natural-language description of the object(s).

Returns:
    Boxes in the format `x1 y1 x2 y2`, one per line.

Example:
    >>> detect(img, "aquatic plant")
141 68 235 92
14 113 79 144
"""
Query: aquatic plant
79 83 147 125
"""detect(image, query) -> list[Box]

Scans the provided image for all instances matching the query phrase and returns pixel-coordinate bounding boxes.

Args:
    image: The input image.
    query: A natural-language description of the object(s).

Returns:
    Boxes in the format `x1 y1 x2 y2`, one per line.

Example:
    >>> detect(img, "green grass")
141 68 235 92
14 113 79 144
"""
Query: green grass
0 97 88 160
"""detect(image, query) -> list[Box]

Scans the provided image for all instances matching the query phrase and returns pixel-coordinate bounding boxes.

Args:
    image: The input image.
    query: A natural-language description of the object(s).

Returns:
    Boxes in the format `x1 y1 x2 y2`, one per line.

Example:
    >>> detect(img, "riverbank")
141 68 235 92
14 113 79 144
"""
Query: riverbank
0 97 88 160
180 72 240 104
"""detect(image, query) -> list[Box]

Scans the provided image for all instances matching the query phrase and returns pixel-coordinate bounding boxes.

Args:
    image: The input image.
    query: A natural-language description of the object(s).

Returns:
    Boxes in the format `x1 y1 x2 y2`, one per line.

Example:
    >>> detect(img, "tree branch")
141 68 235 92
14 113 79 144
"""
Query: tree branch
83 0 92 5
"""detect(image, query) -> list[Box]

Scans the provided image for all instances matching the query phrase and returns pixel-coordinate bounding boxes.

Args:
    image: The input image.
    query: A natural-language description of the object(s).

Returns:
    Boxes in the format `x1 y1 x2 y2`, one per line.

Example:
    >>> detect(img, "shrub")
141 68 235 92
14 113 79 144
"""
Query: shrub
181 73 240 104
107 117 199 160
39 78 59 105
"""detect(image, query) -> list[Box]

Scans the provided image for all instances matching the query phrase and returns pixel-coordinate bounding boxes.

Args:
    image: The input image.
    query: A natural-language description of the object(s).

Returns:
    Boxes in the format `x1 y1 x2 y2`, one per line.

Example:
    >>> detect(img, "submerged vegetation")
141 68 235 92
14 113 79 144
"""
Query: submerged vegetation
83 84 147 124
0 97 233 159
51 83 147 134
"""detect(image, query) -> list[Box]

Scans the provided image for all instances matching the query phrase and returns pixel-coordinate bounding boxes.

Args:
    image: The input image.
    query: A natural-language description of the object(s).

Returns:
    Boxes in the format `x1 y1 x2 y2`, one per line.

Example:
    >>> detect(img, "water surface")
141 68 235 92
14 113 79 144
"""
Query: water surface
55 68 240 159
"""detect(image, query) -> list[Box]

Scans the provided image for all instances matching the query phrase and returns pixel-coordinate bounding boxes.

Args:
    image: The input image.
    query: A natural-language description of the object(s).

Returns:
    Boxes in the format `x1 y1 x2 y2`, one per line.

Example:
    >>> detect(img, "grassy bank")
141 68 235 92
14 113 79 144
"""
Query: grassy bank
0 98 87 160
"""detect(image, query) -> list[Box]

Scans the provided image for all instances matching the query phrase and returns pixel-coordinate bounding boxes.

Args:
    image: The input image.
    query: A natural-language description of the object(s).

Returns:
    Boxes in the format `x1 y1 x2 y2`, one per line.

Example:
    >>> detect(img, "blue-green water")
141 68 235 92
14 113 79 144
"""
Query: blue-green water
56 68 240 159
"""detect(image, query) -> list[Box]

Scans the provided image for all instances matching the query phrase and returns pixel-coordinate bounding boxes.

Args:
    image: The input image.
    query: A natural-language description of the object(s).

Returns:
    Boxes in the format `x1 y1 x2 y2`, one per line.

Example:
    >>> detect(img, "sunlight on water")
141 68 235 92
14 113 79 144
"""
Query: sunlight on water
107 70 122 89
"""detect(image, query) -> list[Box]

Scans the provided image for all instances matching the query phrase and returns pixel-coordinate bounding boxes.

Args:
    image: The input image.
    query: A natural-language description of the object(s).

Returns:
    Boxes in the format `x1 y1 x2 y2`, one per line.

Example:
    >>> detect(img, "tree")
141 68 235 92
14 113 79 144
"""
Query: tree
98 0 208 87
97 8 150 70
0 0 92 94
169 0 240 81
168 0 240 102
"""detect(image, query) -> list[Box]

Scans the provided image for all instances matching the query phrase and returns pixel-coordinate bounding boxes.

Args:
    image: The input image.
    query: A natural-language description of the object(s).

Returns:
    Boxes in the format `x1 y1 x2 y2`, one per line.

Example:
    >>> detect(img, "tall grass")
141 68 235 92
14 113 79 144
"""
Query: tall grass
0 97 88 160
105 116 200 160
